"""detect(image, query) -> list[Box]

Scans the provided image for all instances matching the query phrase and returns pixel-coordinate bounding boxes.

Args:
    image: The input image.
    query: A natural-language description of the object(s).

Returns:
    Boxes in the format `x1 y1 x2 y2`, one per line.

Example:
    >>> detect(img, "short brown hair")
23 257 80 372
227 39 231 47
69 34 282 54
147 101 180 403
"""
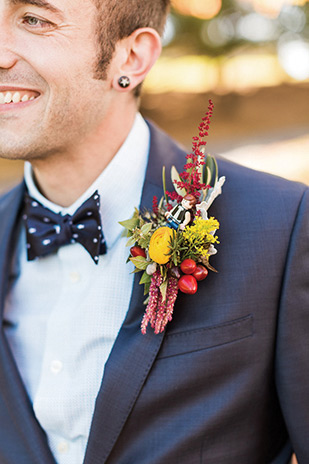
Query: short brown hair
93 0 170 94
183 194 198 207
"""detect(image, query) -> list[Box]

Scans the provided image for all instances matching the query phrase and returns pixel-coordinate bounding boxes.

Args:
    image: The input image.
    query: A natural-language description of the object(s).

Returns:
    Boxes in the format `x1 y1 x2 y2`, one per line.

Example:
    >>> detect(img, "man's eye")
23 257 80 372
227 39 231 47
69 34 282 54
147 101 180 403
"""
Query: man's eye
22 15 54 30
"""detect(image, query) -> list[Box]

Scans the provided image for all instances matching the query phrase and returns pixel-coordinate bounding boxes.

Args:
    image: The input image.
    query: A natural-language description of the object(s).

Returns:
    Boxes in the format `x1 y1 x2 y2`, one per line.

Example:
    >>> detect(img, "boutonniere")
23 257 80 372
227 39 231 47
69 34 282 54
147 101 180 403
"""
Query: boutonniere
120 100 225 334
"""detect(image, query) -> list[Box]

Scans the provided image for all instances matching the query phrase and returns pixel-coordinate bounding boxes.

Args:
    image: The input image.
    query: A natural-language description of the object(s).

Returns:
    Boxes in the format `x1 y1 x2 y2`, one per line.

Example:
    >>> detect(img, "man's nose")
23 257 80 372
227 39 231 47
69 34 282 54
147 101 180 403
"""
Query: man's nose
0 26 19 69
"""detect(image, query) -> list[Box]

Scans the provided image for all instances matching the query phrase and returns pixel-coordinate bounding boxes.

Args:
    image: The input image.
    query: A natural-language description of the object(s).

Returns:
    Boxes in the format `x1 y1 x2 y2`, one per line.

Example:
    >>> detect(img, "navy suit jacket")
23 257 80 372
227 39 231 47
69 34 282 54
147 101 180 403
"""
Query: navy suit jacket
0 123 308 464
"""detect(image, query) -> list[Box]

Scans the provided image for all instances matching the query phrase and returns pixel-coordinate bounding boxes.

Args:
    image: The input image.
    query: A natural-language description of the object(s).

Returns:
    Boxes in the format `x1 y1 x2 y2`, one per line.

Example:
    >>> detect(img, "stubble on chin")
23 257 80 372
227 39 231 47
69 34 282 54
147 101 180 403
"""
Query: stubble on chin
0 132 64 162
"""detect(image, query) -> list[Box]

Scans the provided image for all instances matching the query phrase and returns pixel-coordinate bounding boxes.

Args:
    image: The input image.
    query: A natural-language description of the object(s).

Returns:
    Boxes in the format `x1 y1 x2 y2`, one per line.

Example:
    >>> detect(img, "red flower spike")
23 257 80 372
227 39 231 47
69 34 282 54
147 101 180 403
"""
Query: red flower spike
165 100 214 200
152 195 159 215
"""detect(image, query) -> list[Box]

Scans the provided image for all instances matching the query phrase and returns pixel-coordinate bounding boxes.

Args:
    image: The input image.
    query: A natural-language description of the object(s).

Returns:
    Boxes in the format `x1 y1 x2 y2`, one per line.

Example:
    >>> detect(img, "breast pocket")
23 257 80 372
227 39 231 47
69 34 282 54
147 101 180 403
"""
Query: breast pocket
157 314 254 359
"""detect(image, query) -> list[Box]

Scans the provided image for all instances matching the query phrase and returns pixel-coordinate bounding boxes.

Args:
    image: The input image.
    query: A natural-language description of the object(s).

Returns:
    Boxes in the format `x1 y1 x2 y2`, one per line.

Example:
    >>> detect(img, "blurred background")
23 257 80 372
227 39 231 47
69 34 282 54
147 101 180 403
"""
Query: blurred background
141 0 309 186
0 0 308 194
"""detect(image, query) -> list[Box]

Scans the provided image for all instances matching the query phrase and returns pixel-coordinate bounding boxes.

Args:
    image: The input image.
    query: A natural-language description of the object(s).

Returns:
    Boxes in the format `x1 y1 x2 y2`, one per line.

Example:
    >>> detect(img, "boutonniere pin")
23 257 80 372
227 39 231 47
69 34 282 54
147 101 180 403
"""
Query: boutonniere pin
120 100 225 334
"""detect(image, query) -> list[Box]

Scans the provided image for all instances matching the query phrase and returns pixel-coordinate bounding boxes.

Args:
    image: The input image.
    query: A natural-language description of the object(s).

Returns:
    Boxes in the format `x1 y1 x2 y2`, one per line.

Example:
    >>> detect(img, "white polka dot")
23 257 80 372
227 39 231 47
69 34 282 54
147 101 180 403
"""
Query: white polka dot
73 234 79 239
54 225 61 234
96 202 100 207
23 214 27 220
94 256 99 261
50 360 63 374
69 271 81 283
57 441 69 454
94 194 99 200
87 211 93 216
29 227 36 234
71 239 76 244
32 201 38 207
43 217 50 223
77 224 85 230
93 238 98 243
98 226 101 230
42 239 51 246
26 243 31 249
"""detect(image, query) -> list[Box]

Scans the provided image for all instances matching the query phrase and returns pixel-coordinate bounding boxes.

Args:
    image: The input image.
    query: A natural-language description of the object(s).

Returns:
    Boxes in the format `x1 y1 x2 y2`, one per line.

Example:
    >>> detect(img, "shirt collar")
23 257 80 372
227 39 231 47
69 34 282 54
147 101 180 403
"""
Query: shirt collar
24 113 150 249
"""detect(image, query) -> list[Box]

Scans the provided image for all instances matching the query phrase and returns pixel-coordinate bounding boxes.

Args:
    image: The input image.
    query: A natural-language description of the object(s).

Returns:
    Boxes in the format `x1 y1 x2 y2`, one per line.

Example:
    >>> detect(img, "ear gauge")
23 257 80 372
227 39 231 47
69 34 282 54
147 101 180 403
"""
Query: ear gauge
118 76 131 88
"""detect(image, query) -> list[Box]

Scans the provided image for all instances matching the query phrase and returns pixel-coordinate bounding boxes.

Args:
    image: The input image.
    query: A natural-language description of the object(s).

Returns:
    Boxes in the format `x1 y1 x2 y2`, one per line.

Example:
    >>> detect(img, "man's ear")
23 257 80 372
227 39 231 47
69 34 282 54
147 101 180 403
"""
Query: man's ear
111 28 162 92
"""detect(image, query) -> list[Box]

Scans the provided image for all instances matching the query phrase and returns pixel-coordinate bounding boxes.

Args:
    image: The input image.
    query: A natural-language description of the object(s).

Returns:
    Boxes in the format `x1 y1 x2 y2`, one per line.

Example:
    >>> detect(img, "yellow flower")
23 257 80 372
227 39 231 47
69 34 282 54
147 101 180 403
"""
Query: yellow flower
149 227 175 264
182 217 220 258
183 217 219 244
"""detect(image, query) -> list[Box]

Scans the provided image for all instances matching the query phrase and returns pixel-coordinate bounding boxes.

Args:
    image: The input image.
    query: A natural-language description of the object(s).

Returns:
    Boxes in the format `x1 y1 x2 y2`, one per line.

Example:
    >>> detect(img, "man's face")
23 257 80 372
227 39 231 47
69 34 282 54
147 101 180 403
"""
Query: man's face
182 199 192 210
0 0 114 160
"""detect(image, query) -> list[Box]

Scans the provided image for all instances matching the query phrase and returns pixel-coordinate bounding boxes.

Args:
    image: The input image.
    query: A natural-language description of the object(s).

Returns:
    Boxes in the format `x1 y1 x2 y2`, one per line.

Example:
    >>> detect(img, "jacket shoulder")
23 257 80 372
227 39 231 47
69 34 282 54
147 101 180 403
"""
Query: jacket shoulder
217 156 307 218
0 182 25 215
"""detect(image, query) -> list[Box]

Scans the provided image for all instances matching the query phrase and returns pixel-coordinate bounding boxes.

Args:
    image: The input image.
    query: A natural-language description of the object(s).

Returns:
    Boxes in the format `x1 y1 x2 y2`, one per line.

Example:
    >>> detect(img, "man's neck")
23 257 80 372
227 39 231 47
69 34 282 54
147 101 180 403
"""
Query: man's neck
31 105 137 207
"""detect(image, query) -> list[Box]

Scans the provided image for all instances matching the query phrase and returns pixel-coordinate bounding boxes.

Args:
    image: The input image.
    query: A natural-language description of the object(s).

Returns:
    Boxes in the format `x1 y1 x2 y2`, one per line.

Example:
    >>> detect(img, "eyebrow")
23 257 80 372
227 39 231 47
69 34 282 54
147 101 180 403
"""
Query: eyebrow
10 0 62 15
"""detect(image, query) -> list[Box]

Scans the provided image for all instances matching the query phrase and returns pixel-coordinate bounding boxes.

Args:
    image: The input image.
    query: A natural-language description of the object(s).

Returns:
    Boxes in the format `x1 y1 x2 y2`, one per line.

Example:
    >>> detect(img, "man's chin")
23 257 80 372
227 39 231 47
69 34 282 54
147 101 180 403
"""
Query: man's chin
0 146 50 162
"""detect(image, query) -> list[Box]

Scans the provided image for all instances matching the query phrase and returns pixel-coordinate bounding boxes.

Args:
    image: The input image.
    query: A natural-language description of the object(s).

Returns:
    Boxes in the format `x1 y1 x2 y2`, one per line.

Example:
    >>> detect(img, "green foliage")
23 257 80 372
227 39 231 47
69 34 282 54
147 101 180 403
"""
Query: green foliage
171 165 187 196
130 256 148 270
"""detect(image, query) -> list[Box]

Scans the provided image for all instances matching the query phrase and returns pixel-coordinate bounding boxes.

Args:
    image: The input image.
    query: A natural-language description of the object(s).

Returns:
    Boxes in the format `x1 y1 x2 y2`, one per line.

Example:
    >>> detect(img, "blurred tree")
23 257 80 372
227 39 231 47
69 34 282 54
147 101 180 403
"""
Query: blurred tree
166 0 309 67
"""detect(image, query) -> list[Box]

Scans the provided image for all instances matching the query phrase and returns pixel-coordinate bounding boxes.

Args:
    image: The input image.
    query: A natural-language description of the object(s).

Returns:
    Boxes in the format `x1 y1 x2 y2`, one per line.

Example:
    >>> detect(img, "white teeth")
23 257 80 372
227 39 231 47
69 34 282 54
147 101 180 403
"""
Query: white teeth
0 91 38 104
12 92 21 103
4 92 12 103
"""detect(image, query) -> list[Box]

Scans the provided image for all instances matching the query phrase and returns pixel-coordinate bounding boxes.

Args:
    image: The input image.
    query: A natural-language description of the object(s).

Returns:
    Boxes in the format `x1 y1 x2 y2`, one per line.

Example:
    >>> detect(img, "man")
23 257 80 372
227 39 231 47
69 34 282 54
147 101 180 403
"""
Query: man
165 194 197 230
0 0 308 463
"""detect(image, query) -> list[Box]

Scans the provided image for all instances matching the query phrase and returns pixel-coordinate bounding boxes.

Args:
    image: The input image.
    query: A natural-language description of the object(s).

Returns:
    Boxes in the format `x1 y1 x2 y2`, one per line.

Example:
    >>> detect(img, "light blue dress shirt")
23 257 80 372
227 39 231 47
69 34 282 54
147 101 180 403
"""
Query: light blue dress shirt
3 114 150 464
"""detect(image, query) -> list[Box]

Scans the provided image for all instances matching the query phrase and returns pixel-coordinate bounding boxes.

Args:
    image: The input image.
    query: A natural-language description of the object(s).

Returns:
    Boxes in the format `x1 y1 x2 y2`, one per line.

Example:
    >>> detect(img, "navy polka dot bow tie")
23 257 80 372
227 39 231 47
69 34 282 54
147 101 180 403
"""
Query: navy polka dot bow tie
23 190 107 264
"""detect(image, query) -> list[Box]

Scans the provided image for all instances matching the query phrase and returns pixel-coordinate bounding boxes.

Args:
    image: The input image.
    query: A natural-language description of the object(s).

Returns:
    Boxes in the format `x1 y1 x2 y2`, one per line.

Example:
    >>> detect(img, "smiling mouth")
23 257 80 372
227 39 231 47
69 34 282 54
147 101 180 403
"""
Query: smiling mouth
0 90 40 105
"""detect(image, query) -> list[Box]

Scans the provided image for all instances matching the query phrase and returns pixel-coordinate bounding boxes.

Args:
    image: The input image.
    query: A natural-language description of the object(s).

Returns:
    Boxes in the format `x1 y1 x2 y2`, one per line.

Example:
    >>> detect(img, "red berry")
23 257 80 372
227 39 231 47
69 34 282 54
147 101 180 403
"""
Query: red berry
178 275 198 294
180 259 197 275
130 246 146 258
193 264 208 281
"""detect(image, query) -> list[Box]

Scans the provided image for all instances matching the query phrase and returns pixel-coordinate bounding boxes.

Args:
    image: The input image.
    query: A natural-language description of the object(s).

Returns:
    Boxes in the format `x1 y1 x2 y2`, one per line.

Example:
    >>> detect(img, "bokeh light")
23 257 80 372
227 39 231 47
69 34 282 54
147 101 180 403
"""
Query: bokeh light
279 5 306 32
201 16 235 47
236 13 279 42
278 34 309 79
172 0 222 19
236 0 309 18
162 15 177 46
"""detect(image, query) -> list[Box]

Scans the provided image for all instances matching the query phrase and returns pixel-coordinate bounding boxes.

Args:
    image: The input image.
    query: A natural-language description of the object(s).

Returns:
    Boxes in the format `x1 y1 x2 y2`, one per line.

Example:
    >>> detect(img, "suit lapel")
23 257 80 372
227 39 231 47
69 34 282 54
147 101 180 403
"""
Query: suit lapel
84 123 186 464
0 183 56 464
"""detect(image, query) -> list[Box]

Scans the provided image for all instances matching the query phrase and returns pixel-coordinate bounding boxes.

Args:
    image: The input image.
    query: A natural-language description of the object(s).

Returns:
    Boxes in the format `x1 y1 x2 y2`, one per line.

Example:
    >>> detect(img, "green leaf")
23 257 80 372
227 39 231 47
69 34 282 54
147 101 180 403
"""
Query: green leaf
144 282 151 296
212 156 218 185
131 268 143 274
204 166 211 186
162 166 168 204
171 165 187 196
130 256 148 270
119 217 139 231
139 271 152 285
126 236 136 248
141 222 152 235
205 156 219 187
204 155 214 186
160 279 168 302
